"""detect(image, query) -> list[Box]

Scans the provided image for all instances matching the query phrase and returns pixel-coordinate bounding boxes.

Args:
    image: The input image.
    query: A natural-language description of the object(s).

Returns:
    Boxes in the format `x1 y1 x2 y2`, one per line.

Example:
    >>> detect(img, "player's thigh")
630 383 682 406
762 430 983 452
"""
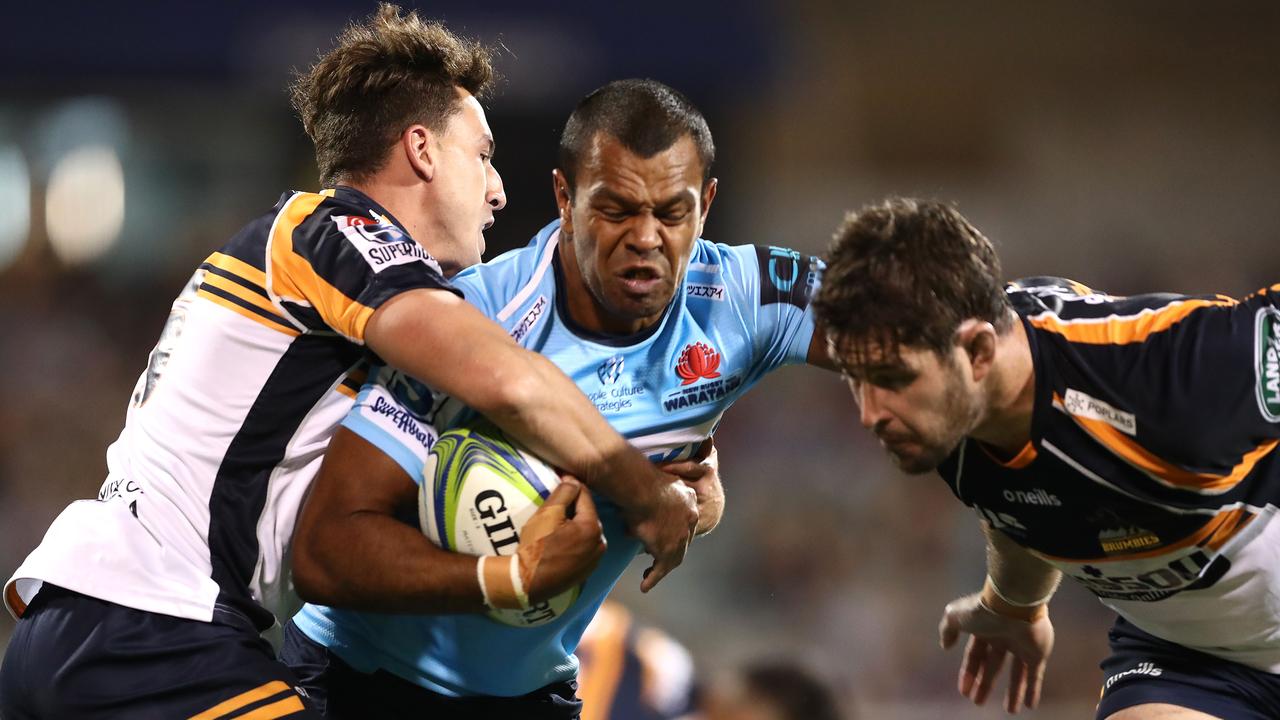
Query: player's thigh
1104 704 1223 720
5 584 317 719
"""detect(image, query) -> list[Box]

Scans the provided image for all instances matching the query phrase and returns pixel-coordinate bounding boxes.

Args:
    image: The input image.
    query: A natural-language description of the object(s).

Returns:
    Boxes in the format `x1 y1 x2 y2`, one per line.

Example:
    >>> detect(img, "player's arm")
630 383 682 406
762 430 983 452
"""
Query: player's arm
937 521 1060 714
660 438 724 536
291 427 605 613
365 288 697 591
807 320 838 370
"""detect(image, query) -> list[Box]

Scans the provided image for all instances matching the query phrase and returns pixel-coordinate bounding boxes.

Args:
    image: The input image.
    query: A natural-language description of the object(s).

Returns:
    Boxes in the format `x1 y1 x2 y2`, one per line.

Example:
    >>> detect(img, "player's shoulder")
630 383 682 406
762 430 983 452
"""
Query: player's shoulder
687 239 821 311
452 219 560 301
1008 275 1229 324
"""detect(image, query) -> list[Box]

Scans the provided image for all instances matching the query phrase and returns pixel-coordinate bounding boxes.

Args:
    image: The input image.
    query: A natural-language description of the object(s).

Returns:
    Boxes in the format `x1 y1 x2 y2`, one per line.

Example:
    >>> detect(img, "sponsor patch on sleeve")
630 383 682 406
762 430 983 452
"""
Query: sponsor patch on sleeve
1256 307 1280 422
754 245 821 309
334 215 443 275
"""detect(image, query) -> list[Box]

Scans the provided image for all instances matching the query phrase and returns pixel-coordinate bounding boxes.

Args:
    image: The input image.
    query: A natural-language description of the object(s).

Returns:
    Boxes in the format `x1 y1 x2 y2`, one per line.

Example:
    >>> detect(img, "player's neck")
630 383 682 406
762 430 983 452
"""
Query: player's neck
342 176 431 251
970 317 1035 455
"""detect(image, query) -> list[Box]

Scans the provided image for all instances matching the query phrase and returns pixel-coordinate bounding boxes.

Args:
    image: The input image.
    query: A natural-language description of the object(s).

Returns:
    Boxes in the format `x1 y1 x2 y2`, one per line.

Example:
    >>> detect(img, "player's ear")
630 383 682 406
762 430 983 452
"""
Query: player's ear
403 125 436 182
957 318 997 382
552 168 574 235
697 177 718 236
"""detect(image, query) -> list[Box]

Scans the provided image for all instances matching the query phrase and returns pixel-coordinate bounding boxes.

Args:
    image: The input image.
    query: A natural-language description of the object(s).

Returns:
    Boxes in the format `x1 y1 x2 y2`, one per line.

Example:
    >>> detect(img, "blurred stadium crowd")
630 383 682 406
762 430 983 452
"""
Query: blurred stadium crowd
2 2 1278 717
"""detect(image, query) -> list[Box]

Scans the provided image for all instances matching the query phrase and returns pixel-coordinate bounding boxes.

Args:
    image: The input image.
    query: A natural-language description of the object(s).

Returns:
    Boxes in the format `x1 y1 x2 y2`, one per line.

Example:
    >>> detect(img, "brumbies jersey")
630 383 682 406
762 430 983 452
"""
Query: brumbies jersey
294 219 820 696
4 187 455 631
939 277 1280 671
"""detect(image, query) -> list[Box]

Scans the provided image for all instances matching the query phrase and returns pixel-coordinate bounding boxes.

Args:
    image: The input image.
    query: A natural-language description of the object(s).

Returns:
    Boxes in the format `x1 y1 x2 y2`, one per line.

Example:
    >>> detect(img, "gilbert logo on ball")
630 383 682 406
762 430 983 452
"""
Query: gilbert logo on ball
419 421 581 627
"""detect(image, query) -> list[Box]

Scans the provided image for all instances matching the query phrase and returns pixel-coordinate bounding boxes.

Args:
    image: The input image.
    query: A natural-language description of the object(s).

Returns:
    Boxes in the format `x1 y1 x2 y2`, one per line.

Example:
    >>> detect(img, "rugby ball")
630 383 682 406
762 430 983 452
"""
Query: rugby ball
419 420 581 627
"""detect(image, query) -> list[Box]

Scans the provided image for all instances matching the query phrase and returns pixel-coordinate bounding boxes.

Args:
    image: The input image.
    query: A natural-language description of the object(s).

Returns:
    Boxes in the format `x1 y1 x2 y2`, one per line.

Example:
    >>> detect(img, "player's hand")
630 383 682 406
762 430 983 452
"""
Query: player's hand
627 470 699 594
518 477 606 602
660 439 723 536
938 592 1055 714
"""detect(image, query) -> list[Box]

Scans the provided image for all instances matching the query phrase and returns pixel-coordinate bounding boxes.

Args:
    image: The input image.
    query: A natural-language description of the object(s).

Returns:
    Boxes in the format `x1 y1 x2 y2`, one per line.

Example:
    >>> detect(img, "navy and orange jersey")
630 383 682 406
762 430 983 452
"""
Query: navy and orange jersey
5 186 455 633
576 602 698 720
938 277 1280 670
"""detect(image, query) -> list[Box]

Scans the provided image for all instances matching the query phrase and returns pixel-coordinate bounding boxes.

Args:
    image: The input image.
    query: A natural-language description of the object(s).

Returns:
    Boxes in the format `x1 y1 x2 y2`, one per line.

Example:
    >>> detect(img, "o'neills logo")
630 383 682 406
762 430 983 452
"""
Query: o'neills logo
1104 662 1162 691
1256 307 1280 422
1001 488 1061 507
676 342 721 385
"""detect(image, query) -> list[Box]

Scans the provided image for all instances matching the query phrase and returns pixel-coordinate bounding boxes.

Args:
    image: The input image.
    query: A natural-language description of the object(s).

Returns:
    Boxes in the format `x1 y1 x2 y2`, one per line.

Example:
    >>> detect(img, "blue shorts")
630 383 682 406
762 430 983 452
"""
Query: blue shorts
280 619 582 719
1097 616 1280 720
0 584 318 720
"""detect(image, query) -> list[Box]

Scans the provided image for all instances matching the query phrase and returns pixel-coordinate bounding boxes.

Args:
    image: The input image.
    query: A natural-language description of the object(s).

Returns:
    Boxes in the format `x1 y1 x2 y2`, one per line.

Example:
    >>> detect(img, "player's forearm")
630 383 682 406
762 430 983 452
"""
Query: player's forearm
366 290 664 511
981 521 1062 617
293 512 487 614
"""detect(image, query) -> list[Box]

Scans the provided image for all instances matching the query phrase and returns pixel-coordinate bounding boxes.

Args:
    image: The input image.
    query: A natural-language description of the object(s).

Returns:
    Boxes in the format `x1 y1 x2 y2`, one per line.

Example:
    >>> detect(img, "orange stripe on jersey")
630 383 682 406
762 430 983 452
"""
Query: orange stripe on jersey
202 272 278 318
232 695 306 720
1062 398 1277 493
979 440 1037 469
268 191 376 343
196 288 301 337
187 680 291 720
336 383 357 399
577 603 631 720
1036 506 1254 564
207 251 268 288
4 583 27 618
1028 297 1236 345
1204 507 1256 552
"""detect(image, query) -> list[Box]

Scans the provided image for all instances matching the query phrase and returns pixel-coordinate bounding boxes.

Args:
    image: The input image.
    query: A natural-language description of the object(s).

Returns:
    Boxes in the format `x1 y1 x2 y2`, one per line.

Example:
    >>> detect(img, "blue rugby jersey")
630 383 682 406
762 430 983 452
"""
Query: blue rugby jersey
293 219 821 696
940 277 1280 670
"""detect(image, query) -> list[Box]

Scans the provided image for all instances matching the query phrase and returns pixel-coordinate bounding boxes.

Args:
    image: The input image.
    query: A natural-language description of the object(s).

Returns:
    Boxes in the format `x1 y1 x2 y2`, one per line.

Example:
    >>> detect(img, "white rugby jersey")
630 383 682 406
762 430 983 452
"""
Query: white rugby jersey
4 186 456 631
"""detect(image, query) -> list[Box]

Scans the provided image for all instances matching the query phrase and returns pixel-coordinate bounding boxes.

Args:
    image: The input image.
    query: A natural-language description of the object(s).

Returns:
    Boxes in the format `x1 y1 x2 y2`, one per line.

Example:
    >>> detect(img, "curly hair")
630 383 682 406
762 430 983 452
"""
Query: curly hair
813 198 1012 372
290 3 495 186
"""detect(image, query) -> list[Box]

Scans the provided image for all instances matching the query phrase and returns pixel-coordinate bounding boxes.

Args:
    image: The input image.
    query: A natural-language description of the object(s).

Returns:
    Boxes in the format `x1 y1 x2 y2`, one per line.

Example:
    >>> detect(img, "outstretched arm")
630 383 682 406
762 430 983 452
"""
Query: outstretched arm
291 427 605 614
365 288 697 591
937 521 1061 714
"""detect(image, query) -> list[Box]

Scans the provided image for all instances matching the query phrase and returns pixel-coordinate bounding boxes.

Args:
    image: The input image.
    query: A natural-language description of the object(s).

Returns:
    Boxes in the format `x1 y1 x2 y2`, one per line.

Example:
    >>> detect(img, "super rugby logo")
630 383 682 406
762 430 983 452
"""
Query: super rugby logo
1256 307 1280 422
676 342 721 385
334 215 443 275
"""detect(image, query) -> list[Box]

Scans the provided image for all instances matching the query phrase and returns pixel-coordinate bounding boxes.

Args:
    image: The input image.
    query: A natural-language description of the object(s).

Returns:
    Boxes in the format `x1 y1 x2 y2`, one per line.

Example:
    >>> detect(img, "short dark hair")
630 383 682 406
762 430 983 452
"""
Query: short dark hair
291 3 495 187
813 198 1013 372
557 78 715 191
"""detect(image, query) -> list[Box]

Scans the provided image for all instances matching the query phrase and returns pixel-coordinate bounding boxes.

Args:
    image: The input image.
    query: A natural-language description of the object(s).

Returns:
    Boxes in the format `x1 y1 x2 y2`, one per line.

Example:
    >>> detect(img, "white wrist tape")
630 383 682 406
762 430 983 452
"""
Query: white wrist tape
986 574 1054 608
509 555 529 610
477 556 495 609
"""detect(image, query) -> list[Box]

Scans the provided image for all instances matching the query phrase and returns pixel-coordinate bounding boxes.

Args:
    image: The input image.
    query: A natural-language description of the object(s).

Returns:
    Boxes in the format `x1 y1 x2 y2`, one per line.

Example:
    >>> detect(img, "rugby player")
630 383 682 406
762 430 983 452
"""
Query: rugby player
814 198 1280 719
0 9 695 719
278 79 836 718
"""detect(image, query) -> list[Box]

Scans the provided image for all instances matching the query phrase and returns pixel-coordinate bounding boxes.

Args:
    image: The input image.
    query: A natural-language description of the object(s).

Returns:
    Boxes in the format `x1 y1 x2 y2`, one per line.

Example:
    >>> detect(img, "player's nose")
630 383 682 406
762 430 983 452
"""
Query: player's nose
487 165 507 212
857 385 889 429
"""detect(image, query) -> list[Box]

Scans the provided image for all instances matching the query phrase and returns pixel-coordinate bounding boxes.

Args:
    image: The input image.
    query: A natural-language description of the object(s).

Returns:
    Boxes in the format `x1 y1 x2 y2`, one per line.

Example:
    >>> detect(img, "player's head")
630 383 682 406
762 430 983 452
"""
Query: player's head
813 198 1014 474
703 660 845 720
552 79 718 334
291 3 505 273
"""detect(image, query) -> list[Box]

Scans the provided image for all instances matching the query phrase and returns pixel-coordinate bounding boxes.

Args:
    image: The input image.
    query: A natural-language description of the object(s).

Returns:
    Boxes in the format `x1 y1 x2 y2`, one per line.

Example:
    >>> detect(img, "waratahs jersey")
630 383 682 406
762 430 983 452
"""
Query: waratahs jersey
4 187 455 632
938 277 1280 671
293 219 821 696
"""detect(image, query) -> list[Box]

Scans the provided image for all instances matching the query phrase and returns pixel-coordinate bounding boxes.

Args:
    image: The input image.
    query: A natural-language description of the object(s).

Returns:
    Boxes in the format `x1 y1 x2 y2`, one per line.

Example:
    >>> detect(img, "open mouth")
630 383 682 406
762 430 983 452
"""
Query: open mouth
617 266 664 296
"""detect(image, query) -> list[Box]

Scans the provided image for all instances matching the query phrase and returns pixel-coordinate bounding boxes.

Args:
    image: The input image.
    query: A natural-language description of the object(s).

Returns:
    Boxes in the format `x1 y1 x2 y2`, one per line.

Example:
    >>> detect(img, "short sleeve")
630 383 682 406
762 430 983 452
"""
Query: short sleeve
340 363 445 486
721 244 823 370
266 192 459 343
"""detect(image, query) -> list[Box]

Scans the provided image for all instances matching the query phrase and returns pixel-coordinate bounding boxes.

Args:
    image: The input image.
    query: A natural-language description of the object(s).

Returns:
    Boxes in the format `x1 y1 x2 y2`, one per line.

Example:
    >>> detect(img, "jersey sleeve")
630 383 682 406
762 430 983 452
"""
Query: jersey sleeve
266 191 459 343
340 363 444 486
720 243 823 371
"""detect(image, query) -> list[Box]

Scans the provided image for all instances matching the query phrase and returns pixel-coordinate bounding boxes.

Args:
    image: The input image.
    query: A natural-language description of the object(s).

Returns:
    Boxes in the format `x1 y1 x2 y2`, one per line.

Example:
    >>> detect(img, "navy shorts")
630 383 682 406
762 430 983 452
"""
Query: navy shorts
1097 616 1280 719
0 584 318 720
280 619 582 719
